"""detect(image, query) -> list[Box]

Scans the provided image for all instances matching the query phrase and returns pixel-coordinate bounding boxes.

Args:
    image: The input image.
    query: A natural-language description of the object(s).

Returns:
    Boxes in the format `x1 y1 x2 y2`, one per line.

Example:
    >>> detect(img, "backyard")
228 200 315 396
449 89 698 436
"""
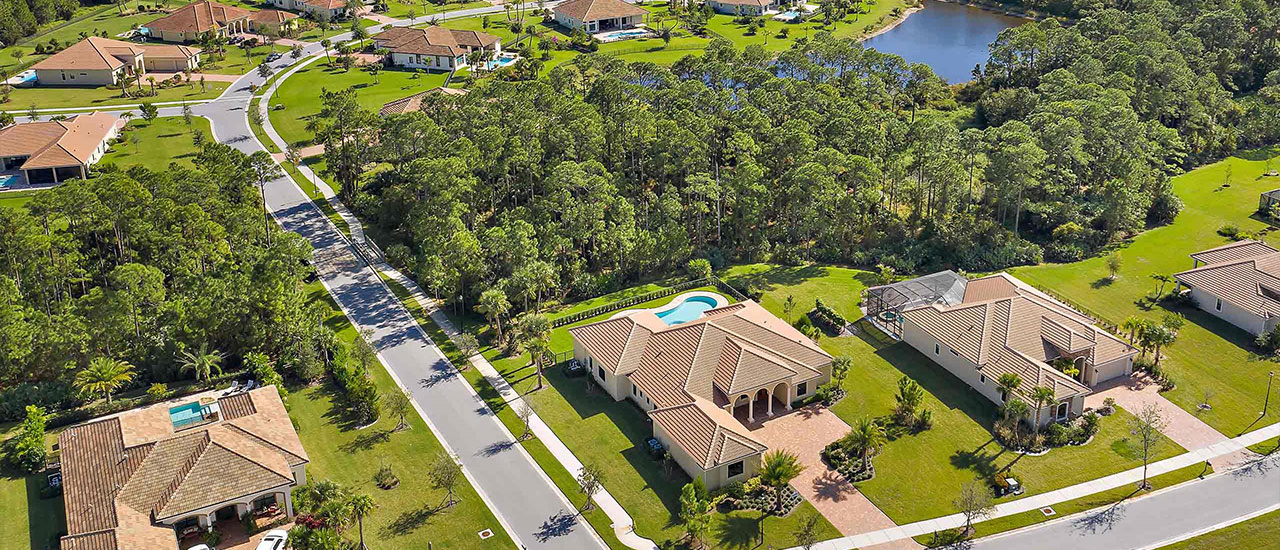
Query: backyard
0 424 64 550
6 81 229 112
100 116 211 171
1012 146 1280 436
0 2 156 75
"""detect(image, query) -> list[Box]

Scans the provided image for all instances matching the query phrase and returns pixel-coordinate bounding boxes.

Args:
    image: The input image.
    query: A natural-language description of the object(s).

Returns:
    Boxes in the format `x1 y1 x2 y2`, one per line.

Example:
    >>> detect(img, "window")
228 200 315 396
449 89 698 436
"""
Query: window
797 382 808 396
1216 298 1223 311
597 366 605 379
1056 402 1069 419
727 461 744 478
632 385 637 396
980 375 986 384
951 350 960 357
935 343 941 355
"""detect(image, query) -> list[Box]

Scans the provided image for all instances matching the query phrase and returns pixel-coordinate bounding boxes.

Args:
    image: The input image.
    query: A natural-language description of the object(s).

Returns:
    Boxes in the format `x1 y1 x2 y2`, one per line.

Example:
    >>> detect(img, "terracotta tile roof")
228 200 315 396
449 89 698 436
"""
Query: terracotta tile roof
31 37 142 72
145 1 250 34
378 87 469 115
1176 242 1280 319
650 398 766 469
249 9 299 25
139 43 202 60
372 26 500 58
554 0 647 22
296 0 347 9
0 112 116 171
712 0 773 5
1188 239 1279 266
572 299 830 469
217 392 257 419
902 273 1126 400
59 386 306 549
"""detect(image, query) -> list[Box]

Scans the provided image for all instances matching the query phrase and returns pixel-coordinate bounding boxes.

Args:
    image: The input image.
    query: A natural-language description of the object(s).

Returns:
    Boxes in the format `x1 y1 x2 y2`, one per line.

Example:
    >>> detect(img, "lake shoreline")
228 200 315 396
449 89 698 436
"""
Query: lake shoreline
862 0 1046 43
861 5 925 41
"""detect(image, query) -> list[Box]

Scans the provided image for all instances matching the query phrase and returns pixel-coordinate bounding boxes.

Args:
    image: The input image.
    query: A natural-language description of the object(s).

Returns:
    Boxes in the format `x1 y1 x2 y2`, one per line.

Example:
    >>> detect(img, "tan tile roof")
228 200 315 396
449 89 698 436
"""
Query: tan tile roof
572 299 829 469
1176 243 1280 319
902 273 1128 400
59 386 306 549
712 0 773 6
650 398 766 469
217 392 257 419
555 0 647 22
0 112 116 171
373 26 499 58
32 37 142 72
378 87 469 115
1188 239 1280 266
249 9 299 25
296 0 347 9
145 1 250 34
139 43 202 60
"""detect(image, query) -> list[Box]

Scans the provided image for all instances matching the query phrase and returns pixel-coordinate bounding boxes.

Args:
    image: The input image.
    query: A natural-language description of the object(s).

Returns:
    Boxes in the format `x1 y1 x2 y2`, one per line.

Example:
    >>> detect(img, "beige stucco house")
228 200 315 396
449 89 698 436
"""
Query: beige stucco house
31 37 200 86
58 386 308 550
866 272 1136 426
570 299 832 490
145 1 251 43
553 0 647 33
1175 240 1280 337
270 0 351 21
0 112 120 185
371 26 501 71
708 0 779 15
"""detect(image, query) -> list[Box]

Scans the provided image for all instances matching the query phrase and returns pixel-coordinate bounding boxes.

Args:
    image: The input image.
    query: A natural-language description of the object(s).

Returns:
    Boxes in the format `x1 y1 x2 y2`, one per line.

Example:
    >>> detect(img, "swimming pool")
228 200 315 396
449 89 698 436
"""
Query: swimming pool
169 402 211 429
485 55 519 70
0 175 19 189
656 295 722 325
596 28 654 42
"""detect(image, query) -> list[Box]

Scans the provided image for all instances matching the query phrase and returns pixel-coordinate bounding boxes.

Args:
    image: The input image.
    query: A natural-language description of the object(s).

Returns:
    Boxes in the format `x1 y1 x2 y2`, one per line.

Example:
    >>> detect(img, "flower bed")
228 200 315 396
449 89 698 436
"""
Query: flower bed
716 478 804 516
820 442 876 483
994 411 1101 454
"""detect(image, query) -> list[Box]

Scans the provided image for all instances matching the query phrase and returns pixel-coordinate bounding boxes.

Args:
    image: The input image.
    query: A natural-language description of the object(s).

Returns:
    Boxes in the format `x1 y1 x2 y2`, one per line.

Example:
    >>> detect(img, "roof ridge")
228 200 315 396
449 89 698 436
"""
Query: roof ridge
208 430 294 480
705 316 824 369
151 431 212 516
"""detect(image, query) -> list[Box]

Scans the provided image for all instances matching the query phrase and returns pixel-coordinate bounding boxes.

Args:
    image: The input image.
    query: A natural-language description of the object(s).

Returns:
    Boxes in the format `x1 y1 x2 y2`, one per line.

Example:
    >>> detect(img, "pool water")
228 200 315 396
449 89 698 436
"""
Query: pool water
485 56 519 70
597 28 652 41
656 295 721 325
0 175 18 188
169 402 209 428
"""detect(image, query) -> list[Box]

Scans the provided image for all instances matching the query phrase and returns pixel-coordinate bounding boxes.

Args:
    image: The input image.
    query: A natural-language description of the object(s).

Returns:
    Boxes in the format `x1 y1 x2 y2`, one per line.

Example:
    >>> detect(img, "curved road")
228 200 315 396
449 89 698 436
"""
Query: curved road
183 5 607 550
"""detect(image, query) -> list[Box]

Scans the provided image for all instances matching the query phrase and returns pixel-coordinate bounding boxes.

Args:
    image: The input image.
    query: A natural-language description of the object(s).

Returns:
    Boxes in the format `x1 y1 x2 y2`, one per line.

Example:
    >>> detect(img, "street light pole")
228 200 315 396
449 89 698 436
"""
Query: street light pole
1263 371 1275 417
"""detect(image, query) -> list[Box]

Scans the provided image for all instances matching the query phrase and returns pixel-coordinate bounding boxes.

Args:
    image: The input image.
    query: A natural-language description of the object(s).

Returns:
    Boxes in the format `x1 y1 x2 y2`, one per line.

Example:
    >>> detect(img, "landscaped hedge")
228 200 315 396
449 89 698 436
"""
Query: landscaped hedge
45 370 245 430
821 442 876 483
550 276 747 328
810 298 848 332
715 478 803 516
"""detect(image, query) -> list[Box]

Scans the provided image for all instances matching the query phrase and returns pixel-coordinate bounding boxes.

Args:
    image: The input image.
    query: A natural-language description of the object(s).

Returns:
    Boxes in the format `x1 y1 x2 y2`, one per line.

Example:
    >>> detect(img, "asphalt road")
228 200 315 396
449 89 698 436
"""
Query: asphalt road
968 452 1280 550
185 7 607 549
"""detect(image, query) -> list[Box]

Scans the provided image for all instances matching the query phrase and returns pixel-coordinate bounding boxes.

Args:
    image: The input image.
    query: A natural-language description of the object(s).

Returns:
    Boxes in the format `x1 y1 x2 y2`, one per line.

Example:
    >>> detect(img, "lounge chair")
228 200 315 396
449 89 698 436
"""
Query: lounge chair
225 380 240 394
245 380 258 391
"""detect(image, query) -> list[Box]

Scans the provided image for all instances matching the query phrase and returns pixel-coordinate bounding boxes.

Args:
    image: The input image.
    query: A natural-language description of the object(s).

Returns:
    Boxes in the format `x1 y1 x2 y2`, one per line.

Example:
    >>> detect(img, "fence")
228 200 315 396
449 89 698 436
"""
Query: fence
550 276 750 328
1025 281 1120 334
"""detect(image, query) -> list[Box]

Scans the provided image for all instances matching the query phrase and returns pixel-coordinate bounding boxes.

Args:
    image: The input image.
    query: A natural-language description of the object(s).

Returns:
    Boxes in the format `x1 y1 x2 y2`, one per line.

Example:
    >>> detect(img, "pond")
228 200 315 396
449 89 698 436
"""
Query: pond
862 0 1027 83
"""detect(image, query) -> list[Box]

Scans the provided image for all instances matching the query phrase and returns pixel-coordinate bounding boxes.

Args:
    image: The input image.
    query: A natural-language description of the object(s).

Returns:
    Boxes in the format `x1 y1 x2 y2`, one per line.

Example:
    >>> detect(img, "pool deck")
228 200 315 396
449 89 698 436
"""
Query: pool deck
608 290 729 320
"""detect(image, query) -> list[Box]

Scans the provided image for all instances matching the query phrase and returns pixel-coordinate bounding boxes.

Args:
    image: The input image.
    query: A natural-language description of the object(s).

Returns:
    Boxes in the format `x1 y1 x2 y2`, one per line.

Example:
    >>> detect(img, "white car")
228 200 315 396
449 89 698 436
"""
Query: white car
187 546 214 550
255 529 289 550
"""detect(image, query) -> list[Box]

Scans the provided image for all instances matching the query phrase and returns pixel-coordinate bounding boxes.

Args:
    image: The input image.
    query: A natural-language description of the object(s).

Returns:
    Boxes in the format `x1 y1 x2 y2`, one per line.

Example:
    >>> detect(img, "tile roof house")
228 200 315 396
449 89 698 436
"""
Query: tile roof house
370 26 501 71
31 37 200 86
269 0 352 21
553 0 647 33
1175 240 1280 336
145 1 252 43
58 386 308 550
570 299 832 489
868 272 1136 426
378 86 469 116
247 9 301 33
0 112 120 185
707 0 778 16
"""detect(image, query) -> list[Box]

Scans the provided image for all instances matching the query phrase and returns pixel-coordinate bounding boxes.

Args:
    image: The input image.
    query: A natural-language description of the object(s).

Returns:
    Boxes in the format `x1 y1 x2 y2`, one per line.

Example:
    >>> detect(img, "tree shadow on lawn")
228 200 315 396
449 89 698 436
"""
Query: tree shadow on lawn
313 381 375 432
724 264 832 295
713 511 763 550
873 343 1000 431
378 499 445 539
950 437 1018 482
338 427 393 454
21 470 64 550
1233 145 1280 162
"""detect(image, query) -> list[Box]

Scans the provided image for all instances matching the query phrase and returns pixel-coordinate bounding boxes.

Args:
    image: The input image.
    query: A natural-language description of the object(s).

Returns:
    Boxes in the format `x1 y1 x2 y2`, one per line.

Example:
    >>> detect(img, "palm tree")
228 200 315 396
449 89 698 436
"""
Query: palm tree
1029 385 1056 434
517 313 552 390
1121 315 1144 345
75 357 137 403
995 372 1022 408
179 342 225 382
348 493 376 549
841 417 886 473
1002 397 1030 428
1148 325 1177 367
759 449 806 514
321 38 333 65
477 288 511 346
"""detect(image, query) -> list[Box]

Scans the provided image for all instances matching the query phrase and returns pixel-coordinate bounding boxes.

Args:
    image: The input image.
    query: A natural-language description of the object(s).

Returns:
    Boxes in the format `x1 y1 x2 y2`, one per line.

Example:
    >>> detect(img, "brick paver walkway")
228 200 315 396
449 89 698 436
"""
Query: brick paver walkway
1085 374 1247 469
750 405 921 550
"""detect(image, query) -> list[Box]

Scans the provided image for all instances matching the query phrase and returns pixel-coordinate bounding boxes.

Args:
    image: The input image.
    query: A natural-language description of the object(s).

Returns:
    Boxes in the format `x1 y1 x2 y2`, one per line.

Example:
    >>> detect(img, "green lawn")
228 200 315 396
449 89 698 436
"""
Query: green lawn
1012 147 1280 436
199 42 275 75
1157 508 1280 550
0 191 37 211
0 419 66 550
268 61 450 147
378 0 490 19
100 116 210 171
295 17 381 43
6 81 229 111
720 263 1188 524
0 2 156 74
294 281 516 550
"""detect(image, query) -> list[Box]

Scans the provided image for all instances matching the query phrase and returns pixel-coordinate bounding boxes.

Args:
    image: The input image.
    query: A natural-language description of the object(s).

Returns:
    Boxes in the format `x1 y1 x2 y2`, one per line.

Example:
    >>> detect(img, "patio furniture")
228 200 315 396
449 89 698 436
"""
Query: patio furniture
246 379 258 391
645 437 665 459
179 525 200 539
564 359 586 378
225 380 240 394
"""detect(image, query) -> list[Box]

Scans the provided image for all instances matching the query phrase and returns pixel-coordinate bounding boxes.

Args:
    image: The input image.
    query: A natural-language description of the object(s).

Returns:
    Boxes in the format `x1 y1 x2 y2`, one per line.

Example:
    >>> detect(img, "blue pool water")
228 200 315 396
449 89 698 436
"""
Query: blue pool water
0 175 18 188
485 56 519 70
656 296 721 326
780 10 801 18
169 402 209 428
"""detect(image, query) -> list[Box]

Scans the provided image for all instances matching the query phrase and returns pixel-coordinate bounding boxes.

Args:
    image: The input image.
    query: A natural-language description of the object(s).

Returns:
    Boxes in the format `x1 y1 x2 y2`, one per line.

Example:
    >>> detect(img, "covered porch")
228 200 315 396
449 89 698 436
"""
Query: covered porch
727 381 794 425
172 488 293 547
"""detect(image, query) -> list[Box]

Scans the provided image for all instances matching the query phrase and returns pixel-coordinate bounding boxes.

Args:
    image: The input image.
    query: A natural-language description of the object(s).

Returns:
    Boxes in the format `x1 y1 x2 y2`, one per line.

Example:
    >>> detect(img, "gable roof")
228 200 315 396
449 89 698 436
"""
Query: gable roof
59 386 306 550
571 299 830 469
0 112 118 170
901 273 1131 401
1176 240 1280 319
554 0 647 22
295 0 348 9
32 37 143 72
378 87 469 115
145 1 250 34
249 9 299 25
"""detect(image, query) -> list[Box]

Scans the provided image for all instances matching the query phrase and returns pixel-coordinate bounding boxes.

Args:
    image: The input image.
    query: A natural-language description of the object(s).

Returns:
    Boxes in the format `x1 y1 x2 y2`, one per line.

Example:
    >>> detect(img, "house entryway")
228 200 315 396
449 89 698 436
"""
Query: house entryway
749 404 921 549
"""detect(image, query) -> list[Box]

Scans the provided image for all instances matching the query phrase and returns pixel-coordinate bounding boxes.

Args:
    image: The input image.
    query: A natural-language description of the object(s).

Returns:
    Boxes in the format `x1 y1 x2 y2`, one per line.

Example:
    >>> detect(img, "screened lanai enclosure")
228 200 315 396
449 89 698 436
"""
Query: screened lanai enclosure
861 270 967 338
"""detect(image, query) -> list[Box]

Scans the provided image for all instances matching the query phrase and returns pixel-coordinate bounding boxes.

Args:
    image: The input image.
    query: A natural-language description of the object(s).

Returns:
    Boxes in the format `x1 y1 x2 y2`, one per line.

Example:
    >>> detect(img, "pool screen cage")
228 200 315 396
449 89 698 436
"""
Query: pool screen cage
862 270 967 338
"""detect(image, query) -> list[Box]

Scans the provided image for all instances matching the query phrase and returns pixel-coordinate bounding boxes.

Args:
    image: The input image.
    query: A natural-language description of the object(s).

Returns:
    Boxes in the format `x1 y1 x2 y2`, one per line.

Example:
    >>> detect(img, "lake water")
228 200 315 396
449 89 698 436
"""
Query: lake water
862 0 1026 83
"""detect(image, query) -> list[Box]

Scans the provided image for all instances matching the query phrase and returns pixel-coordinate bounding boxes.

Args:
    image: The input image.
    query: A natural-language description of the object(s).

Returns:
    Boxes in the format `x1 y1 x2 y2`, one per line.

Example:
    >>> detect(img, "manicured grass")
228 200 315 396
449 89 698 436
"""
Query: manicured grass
1012 148 1280 436
268 61 450 146
720 263 1188 524
296 17 380 43
6 81 229 111
0 2 155 74
381 273 840 548
248 97 282 154
378 0 490 19
100 116 210 170
1156 507 1280 550
294 281 515 549
0 420 66 550
198 42 275 75
0 191 37 211
914 462 1213 546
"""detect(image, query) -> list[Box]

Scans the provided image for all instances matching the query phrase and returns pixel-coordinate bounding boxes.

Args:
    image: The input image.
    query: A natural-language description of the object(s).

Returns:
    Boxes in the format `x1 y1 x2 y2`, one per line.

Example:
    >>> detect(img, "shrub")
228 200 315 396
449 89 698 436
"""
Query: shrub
1217 223 1240 238
146 383 170 401
811 298 848 330
5 405 48 473
1045 422 1069 447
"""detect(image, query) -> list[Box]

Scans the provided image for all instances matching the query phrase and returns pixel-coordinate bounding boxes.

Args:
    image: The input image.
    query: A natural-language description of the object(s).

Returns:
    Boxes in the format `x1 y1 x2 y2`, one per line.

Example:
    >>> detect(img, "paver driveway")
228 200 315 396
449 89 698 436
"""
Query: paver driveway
749 404 921 550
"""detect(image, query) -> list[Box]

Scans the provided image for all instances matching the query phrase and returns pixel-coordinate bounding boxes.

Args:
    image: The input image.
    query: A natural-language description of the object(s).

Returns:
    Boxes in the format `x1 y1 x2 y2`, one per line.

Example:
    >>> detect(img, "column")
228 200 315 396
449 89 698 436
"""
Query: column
205 512 215 531
766 390 774 416
284 490 295 518
786 384 793 410
747 395 754 423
